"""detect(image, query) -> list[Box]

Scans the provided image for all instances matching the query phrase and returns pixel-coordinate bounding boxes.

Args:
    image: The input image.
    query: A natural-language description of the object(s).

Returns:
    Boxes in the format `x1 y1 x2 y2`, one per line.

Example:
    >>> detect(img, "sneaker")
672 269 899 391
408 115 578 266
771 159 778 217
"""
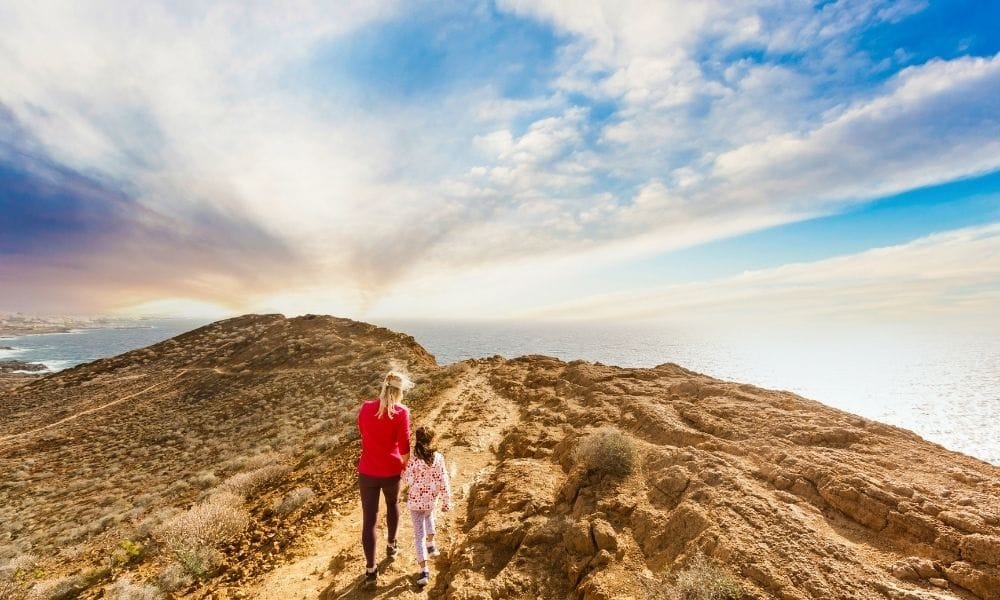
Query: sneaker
426 544 440 557
387 542 399 559
416 569 430 586
364 566 378 587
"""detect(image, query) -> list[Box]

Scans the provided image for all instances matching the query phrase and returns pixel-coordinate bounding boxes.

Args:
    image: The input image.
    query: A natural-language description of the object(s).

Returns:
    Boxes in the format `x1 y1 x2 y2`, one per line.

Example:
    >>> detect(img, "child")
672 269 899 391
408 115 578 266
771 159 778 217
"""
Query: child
401 426 452 587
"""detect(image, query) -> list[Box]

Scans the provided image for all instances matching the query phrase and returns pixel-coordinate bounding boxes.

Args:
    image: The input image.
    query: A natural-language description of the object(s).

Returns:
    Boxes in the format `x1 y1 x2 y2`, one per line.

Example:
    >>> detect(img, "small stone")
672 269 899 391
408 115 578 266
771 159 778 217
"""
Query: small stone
928 578 949 588
593 549 613 567
891 564 917 581
591 519 619 553
565 521 595 555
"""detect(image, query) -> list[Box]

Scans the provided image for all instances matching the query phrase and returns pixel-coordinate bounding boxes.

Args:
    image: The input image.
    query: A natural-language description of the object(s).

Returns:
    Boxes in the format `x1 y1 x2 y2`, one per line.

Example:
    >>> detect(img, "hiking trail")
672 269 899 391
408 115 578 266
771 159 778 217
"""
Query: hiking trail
250 363 520 599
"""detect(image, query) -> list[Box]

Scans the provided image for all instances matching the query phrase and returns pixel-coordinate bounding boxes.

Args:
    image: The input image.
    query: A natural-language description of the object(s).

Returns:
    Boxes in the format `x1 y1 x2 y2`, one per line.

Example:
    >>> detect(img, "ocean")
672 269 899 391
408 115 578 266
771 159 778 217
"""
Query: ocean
0 318 211 372
2 318 997 466
387 319 1000 467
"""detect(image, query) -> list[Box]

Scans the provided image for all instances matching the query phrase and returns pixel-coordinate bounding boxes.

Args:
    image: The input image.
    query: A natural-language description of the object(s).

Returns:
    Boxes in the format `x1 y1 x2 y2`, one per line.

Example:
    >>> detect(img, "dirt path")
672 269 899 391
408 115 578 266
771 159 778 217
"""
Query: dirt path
249 363 520 600
0 336 256 445
0 370 189 444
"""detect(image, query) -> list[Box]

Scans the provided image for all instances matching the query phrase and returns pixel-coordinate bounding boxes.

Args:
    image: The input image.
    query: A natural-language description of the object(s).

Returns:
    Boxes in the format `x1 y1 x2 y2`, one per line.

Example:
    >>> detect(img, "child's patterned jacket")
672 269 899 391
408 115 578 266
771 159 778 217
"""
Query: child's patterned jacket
402 452 452 512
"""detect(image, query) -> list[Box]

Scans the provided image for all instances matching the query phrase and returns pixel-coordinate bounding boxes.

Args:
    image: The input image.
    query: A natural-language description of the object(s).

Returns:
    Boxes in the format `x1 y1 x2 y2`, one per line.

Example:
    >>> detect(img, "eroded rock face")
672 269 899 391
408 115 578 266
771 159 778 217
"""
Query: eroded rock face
469 357 1000 600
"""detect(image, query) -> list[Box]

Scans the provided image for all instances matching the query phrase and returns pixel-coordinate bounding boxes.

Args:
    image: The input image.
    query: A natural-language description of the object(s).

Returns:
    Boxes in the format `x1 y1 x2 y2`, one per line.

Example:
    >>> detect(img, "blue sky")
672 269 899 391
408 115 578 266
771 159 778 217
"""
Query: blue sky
0 0 998 325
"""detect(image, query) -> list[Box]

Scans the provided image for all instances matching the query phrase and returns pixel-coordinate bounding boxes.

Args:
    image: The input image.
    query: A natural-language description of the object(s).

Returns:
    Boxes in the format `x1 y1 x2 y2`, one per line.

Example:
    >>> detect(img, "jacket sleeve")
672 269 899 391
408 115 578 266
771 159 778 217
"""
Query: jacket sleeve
437 454 452 511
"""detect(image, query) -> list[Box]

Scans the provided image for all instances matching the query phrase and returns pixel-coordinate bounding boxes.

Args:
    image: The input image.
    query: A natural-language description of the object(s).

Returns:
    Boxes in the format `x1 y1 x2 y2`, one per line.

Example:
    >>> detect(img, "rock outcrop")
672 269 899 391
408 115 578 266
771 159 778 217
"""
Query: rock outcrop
0 360 47 373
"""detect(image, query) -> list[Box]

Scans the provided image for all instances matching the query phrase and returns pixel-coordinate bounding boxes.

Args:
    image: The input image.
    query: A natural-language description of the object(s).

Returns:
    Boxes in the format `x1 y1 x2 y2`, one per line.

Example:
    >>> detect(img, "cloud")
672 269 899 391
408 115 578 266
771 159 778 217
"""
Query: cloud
521 223 1000 326
0 1 997 318
710 55 1000 211
438 4 1000 274
0 140 304 314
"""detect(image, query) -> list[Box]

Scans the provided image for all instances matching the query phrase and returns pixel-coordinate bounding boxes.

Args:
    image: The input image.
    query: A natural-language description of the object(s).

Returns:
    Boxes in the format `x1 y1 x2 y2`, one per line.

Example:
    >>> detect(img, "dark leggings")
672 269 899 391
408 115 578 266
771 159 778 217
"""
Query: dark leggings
358 473 401 568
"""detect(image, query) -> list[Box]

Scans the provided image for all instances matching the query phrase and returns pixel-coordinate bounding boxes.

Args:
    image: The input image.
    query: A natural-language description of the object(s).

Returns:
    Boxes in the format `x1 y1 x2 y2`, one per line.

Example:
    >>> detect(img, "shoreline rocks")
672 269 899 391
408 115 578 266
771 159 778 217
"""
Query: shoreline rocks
0 359 48 373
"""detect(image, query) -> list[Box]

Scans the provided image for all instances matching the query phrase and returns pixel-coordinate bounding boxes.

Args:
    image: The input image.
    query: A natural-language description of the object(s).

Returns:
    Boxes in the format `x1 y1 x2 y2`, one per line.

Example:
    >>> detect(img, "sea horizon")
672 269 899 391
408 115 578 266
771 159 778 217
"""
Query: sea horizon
2 315 997 466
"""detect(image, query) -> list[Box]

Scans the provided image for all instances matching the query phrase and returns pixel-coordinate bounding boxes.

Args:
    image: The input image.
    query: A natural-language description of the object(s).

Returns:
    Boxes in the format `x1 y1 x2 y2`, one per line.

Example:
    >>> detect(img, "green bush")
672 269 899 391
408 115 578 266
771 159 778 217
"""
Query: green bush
109 540 144 569
668 554 745 600
574 428 637 477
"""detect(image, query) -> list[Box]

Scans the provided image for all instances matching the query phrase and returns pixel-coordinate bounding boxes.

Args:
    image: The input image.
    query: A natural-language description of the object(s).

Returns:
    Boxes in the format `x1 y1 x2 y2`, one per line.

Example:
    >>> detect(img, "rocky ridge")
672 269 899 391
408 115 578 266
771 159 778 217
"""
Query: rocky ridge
0 314 997 600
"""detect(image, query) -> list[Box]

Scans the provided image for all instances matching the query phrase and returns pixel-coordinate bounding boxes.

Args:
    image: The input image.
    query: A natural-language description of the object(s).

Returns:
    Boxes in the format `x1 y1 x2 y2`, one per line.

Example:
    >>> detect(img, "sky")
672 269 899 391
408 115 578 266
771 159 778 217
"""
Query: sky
0 0 998 327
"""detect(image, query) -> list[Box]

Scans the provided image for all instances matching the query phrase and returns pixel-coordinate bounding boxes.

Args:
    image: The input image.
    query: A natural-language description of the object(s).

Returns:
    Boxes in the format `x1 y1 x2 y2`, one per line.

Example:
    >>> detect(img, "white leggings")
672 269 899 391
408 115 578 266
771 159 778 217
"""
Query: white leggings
409 508 436 564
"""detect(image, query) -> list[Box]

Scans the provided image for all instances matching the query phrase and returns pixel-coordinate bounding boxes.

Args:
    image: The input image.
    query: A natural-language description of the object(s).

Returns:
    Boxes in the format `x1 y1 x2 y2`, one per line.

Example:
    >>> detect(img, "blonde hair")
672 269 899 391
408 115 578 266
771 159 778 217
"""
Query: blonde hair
376 370 413 419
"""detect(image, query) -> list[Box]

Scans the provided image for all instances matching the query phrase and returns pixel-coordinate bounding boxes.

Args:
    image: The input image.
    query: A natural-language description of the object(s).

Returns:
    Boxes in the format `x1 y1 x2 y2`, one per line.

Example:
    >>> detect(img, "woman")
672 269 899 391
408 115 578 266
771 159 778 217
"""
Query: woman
357 370 412 587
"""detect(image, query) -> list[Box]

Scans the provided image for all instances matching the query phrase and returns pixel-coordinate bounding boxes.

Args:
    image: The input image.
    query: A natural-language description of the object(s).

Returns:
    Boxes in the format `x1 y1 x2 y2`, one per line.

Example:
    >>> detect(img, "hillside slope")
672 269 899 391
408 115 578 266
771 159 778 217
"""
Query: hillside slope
1 315 997 600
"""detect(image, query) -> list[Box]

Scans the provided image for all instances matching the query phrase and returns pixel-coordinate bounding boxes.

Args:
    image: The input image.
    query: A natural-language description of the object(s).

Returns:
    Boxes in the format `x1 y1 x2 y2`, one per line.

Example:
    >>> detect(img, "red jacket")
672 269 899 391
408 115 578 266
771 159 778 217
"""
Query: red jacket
357 399 411 477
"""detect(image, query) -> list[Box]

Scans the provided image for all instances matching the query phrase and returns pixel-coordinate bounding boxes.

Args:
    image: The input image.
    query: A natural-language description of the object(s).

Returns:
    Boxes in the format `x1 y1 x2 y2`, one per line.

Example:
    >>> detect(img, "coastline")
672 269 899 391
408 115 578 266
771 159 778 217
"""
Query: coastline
1 315 998 465
0 322 154 338
0 325 77 337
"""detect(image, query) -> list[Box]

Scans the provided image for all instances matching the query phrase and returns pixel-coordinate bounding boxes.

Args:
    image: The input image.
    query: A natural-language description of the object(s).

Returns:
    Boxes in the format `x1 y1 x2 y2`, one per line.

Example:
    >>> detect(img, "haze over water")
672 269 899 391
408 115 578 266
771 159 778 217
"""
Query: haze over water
3 318 997 465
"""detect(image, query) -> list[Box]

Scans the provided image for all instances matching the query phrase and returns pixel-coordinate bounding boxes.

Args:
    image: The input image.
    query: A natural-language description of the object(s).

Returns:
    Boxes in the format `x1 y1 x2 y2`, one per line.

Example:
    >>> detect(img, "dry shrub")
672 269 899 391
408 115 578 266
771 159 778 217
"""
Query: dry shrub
23 573 88 600
164 480 190 497
106 577 161 600
0 579 26 600
155 564 193 593
171 545 221 580
667 554 745 600
574 428 637 478
220 465 290 498
0 555 36 581
189 471 218 490
154 492 248 580
0 555 46 600
156 492 248 548
272 487 315 517
132 507 180 541
0 546 27 564
309 435 340 452
133 494 157 509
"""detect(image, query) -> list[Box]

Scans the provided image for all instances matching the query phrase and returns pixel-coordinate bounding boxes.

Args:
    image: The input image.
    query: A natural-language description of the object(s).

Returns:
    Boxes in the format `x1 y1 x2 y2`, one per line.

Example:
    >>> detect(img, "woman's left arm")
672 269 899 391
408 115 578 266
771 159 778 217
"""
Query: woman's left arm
397 409 411 467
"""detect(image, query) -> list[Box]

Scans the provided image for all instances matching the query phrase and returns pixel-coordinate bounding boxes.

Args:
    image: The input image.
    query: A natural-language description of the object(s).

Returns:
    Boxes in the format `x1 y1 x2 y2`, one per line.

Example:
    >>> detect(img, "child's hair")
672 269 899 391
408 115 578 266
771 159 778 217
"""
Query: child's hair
414 426 437 466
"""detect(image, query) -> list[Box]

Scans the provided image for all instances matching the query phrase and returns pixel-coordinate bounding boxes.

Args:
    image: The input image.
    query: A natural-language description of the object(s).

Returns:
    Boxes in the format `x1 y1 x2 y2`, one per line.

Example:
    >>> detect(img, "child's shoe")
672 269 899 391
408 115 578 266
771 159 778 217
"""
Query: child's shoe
363 566 378 587
416 569 431 586
387 541 399 559
426 544 440 557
